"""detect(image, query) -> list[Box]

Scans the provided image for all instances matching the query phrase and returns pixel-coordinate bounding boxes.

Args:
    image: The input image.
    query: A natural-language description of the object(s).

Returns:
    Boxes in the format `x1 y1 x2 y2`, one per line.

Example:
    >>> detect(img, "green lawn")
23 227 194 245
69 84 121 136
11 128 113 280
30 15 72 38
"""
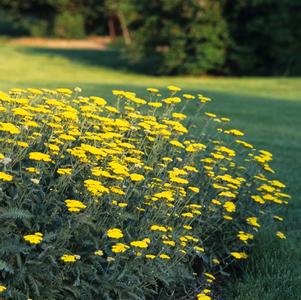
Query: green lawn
1 43 301 299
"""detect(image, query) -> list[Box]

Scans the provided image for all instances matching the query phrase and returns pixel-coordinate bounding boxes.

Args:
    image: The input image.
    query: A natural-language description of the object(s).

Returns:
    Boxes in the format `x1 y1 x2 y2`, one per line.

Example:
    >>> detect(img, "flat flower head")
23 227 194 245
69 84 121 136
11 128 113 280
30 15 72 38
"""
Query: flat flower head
65 199 86 212
223 201 236 213
23 232 43 245
231 251 248 259
159 253 170 260
57 168 72 175
0 171 13 182
29 152 51 162
167 85 181 92
130 173 145 182
0 122 20 134
130 240 149 248
276 231 286 239
107 228 124 239
197 293 211 300
148 102 162 108
112 243 129 253
147 88 159 93
60 254 79 263
94 250 104 256
246 216 261 228
0 285 7 293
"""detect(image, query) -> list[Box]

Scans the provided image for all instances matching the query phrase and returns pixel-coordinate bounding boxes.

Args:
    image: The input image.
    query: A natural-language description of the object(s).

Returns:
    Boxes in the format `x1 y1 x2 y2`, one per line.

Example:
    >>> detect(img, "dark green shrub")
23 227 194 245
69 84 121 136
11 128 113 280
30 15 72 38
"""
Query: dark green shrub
53 12 86 39
118 0 229 75
223 0 301 75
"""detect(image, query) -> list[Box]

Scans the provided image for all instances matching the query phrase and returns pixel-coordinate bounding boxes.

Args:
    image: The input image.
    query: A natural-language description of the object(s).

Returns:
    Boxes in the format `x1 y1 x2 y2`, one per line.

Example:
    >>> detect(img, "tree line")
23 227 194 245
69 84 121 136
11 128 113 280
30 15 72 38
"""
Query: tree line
0 0 300 75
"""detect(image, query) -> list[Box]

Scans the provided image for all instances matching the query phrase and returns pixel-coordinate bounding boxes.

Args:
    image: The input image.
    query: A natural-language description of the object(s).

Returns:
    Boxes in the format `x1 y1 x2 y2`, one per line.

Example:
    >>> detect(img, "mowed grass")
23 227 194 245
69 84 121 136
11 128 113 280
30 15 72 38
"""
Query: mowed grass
0 43 301 299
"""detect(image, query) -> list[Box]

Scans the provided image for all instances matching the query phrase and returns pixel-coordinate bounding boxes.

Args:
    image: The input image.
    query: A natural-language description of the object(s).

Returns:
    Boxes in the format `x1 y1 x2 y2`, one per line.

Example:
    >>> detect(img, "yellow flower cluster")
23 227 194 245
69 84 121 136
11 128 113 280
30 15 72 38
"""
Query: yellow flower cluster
0 86 290 299
23 232 44 245
0 171 13 181
65 199 87 212
60 254 81 263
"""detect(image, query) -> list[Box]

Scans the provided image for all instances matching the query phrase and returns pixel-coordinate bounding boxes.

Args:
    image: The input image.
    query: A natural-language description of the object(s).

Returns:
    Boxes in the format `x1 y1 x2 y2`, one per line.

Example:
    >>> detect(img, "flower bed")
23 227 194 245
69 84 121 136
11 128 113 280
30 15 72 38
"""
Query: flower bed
0 86 289 299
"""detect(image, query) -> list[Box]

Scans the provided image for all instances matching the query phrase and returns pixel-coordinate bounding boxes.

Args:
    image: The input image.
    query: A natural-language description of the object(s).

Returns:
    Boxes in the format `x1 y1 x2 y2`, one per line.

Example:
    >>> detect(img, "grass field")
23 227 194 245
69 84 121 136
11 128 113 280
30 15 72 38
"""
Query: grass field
0 43 301 299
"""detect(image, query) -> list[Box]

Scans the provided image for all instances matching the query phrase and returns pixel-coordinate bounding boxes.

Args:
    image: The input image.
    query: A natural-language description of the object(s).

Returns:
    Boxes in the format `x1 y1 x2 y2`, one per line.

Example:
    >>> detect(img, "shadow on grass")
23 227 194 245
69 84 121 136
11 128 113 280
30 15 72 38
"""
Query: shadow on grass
19 47 159 74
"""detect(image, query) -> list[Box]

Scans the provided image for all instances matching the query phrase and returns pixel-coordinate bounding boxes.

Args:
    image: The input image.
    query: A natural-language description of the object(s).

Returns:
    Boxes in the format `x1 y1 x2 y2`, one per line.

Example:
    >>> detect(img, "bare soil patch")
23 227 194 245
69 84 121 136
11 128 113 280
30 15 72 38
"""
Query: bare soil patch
8 36 111 50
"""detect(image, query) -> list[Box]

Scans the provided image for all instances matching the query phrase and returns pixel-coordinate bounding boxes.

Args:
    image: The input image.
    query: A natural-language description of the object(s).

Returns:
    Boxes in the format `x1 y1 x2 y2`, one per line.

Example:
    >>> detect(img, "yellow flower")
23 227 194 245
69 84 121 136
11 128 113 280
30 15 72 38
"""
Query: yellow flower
147 88 159 93
159 254 170 259
145 254 156 259
224 129 244 136
163 240 175 246
60 254 80 263
130 173 145 182
107 228 124 239
0 122 20 134
194 246 205 252
112 243 129 253
223 201 236 213
56 88 72 95
65 199 87 212
197 293 211 300
273 215 284 221
172 112 186 120
246 217 261 228
94 250 104 256
148 102 162 108
170 140 185 148
167 85 181 92
57 168 72 175
181 212 193 218
237 231 254 242
0 285 7 293
84 179 109 196
188 186 200 193
276 231 286 239
150 225 168 232
90 96 107 106
0 171 13 181
130 239 149 249
170 176 188 185
183 94 195 99
231 251 248 259
205 112 216 118
25 167 40 174
23 232 43 245
29 152 51 162
162 97 181 104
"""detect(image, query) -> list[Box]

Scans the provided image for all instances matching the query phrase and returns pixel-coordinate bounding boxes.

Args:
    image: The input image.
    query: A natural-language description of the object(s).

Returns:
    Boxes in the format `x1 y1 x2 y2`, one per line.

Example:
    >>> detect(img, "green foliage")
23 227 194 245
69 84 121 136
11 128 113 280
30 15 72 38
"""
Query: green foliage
53 12 85 38
118 0 229 75
223 0 301 75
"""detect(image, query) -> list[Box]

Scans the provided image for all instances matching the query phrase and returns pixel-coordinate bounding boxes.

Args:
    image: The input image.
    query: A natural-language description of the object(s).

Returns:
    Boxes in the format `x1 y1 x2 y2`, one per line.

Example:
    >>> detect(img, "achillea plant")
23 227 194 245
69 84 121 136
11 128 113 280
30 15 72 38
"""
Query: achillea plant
0 87 289 299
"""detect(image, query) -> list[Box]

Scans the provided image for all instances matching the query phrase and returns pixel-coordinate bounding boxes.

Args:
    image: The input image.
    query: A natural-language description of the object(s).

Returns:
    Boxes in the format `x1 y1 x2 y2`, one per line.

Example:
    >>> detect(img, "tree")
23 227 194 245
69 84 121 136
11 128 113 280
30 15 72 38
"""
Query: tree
118 0 229 75
223 0 301 75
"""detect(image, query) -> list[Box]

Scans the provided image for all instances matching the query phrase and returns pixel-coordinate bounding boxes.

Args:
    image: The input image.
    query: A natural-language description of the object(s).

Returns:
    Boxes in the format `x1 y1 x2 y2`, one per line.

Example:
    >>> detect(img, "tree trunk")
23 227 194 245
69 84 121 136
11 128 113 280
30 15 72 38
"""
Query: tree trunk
117 11 131 45
108 15 116 39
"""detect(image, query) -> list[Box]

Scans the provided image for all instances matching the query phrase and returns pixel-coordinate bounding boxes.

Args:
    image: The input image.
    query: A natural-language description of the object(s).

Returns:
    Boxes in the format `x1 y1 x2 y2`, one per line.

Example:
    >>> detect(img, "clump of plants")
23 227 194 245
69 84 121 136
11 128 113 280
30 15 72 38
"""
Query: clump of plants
0 86 289 299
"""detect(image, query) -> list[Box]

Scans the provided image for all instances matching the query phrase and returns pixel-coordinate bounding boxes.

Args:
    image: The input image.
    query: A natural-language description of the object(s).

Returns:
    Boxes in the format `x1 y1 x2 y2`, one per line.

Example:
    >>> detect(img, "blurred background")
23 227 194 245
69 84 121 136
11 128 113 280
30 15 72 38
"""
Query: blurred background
0 0 300 76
